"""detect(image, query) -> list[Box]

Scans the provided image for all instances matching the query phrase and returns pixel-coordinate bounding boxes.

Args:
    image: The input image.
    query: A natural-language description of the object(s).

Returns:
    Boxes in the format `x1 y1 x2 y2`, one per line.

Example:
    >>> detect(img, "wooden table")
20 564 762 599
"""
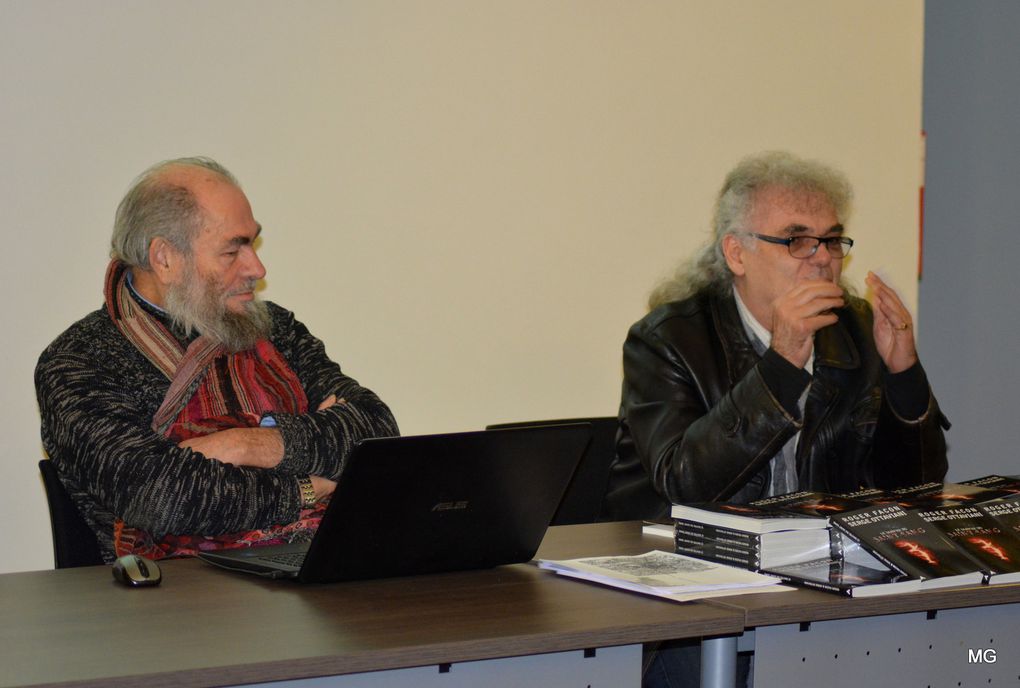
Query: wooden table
12 521 1016 687
0 522 742 688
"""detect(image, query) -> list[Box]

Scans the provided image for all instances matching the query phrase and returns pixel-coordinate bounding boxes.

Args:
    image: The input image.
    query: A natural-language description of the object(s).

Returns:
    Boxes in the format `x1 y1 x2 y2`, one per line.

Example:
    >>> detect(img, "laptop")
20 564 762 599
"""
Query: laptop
197 424 591 583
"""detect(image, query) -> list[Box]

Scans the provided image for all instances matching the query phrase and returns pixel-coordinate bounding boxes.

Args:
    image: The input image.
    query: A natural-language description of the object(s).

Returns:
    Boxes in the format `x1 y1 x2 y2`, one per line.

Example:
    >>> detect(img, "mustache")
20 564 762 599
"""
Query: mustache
227 279 259 296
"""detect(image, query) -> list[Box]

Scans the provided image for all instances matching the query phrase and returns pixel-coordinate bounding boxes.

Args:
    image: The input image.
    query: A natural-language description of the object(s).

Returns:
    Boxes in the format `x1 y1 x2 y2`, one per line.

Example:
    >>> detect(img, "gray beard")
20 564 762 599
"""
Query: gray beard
164 269 272 353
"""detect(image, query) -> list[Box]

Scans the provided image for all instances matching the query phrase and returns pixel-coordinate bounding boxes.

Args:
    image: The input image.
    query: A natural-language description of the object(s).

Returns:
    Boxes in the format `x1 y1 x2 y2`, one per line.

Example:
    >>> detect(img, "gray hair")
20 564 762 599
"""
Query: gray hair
110 156 239 268
648 151 854 310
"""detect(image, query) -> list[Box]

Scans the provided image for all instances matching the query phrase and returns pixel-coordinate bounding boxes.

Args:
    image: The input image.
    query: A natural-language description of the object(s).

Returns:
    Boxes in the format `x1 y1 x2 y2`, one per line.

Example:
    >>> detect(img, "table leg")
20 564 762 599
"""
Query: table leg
700 634 737 688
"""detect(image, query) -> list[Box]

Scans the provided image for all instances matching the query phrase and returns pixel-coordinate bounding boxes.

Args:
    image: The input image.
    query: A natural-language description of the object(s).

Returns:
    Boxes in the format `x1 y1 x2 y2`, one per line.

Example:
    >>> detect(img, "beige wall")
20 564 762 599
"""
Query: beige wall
0 1 923 574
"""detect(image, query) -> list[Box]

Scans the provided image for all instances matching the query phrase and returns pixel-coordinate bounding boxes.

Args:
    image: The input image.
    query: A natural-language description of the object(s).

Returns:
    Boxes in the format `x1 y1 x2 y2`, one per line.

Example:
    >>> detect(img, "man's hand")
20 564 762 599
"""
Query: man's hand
866 271 918 374
179 396 346 468
770 280 845 368
180 428 284 468
316 394 346 411
310 475 337 501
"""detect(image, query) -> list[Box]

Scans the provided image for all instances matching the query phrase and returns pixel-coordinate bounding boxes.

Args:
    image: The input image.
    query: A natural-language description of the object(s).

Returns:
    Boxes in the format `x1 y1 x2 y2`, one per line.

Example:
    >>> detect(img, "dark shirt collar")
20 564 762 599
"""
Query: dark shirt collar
124 269 195 344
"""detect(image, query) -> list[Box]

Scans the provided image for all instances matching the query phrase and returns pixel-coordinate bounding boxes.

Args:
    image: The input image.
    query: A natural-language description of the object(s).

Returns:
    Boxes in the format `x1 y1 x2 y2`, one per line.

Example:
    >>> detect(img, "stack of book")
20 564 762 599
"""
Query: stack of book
671 502 830 571
751 490 895 572
671 476 1020 597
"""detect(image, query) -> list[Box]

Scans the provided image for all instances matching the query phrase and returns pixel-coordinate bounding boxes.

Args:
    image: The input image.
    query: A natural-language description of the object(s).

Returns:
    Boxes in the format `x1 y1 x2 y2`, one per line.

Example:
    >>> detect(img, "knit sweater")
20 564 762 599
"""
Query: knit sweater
35 299 398 562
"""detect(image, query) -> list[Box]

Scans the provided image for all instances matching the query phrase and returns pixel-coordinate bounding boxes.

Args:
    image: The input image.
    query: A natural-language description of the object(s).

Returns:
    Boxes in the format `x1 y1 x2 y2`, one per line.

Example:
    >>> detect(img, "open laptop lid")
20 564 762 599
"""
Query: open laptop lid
201 424 590 583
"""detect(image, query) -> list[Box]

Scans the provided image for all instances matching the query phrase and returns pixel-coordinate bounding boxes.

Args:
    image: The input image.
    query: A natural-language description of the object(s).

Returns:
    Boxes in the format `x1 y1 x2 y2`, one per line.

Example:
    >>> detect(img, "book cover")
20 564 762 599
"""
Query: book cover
977 495 1020 537
830 504 985 588
959 475 1020 496
763 557 921 597
670 502 827 534
891 481 1015 507
752 490 871 519
917 505 1020 584
839 487 914 508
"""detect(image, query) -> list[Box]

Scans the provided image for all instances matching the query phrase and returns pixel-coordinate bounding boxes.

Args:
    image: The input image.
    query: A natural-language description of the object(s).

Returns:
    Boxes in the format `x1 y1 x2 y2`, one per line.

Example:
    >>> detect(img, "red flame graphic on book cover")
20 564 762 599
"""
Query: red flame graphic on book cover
894 540 938 566
720 505 757 513
931 492 972 502
968 537 1010 562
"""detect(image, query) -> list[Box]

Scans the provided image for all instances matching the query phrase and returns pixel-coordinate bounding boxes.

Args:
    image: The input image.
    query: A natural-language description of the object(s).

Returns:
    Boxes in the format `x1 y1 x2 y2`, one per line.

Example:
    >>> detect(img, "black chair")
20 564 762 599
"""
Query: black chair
486 417 619 526
38 460 104 568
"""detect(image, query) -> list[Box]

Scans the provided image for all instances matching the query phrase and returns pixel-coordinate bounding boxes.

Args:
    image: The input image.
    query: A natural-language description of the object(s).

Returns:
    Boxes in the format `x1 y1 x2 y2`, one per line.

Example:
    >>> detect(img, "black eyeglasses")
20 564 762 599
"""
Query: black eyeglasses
750 233 854 259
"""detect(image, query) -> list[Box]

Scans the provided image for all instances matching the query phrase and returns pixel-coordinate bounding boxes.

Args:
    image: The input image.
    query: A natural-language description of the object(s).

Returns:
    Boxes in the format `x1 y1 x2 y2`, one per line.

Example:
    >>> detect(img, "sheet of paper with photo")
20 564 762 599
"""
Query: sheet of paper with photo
537 550 786 602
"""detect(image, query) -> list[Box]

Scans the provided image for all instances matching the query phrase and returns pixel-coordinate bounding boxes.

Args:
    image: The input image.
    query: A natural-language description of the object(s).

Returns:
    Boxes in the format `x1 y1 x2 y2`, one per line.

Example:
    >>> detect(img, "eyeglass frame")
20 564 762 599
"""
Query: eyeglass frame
748 227 854 259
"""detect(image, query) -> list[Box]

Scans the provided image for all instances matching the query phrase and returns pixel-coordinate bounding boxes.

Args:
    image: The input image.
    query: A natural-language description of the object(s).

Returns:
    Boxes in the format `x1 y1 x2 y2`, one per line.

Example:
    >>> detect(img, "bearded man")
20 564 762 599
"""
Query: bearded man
35 157 398 562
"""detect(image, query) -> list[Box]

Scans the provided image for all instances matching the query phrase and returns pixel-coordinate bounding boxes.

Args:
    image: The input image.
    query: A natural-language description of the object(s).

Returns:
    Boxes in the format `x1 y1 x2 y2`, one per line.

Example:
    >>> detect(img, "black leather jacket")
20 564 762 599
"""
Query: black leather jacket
602 291 949 521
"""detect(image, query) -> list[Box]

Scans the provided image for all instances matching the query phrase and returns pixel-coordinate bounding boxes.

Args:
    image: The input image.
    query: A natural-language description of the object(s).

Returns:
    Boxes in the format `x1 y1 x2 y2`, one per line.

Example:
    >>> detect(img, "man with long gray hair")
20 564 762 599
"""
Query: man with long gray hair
36 157 398 562
605 151 948 518
606 151 949 688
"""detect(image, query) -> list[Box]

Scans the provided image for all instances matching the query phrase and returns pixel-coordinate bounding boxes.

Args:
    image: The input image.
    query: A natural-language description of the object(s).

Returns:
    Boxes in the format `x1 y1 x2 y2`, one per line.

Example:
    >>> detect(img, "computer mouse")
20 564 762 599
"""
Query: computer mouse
112 554 162 587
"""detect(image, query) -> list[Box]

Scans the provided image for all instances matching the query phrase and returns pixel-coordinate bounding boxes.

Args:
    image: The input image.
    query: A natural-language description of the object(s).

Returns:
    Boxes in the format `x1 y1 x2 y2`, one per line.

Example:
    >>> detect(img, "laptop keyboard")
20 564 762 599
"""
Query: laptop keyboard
259 551 306 567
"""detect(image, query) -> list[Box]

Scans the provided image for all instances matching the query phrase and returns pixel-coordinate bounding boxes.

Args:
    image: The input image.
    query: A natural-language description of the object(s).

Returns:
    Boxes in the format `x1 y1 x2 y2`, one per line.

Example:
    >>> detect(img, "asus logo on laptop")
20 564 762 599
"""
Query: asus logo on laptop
431 500 469 512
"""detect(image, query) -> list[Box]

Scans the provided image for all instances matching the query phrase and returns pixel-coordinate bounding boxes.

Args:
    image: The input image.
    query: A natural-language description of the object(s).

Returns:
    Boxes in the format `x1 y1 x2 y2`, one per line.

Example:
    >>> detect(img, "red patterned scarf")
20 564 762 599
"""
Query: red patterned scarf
104 260 327 559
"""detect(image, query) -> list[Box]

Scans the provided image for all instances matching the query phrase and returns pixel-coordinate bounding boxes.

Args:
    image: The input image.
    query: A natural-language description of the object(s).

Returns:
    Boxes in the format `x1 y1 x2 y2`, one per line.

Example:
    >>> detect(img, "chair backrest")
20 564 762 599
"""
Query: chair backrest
38 460 104 568
486 417 619 526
